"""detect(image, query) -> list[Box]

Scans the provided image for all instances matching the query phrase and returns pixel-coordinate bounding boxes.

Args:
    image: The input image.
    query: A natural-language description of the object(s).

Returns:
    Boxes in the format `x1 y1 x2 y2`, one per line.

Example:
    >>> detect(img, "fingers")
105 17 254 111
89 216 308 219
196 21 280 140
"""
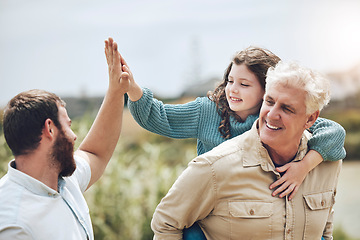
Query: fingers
278 184 295 198
120 54 128 67
105 37 123 72
104 41 110 65
271 180 297 199
275 163 290 173
105 38 114 66
288 186 299 201
122 65 133 79
269 177 285 190
120 72 129 81
271 180 289 197
112 41 120 67
120 55 133 77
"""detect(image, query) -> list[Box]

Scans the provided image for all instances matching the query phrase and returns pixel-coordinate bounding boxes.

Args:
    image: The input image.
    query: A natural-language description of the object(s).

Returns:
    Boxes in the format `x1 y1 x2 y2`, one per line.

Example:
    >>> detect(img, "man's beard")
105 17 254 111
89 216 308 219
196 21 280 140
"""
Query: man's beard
51 129 76 177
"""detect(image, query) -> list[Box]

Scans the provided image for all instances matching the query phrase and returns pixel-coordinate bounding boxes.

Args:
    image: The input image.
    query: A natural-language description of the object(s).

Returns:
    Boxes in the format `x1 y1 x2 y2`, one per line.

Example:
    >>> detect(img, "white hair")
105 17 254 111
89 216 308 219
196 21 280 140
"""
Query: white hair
265 61 331 114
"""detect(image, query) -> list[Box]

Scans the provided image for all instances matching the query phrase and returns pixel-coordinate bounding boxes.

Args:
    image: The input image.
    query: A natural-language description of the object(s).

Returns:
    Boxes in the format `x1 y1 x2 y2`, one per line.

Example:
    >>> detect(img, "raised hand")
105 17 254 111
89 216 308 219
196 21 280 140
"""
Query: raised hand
105 37 130 95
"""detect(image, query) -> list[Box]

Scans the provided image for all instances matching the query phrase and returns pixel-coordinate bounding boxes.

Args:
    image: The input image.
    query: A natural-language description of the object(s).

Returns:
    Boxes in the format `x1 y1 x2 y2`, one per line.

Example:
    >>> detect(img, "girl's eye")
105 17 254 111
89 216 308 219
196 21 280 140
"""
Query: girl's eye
227 80 234 84
241 83 250 87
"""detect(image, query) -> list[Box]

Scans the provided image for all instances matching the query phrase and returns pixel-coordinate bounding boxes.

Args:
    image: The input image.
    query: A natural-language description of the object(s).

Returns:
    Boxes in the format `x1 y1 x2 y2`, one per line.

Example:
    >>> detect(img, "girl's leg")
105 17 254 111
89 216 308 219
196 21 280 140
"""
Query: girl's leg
183 222 206 240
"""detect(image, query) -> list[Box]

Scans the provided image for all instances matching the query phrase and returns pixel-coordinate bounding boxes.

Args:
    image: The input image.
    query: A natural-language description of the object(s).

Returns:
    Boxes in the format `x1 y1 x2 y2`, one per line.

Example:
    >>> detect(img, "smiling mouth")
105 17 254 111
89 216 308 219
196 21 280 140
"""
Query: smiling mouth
230 97 242 102
266 122 281 130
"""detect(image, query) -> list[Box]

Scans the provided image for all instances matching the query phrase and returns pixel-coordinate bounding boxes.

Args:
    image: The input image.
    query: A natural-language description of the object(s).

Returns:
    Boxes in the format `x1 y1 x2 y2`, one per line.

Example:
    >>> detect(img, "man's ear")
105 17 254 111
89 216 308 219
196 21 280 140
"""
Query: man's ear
43 119 56 140
305 110 320 129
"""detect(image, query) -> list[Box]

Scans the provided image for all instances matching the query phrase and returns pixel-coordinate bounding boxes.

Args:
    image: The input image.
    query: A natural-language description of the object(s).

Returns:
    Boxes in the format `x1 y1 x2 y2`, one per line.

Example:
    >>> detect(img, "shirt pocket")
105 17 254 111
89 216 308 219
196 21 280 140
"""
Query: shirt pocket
303 191 334 238
228 201 273 239
229 201 273 218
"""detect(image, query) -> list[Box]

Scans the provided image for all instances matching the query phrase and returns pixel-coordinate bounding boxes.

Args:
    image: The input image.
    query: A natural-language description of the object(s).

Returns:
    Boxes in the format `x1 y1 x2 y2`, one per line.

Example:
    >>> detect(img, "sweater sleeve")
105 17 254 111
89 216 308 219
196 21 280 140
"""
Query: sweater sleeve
128 88 202 139
308 117 346 161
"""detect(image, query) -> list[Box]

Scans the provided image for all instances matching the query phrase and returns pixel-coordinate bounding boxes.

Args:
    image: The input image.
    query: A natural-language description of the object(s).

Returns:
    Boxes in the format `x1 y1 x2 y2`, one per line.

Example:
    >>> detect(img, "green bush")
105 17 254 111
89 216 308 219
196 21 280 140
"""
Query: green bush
333 226 359 240
323 109 360 132
321 109 360 160
85 136 196 240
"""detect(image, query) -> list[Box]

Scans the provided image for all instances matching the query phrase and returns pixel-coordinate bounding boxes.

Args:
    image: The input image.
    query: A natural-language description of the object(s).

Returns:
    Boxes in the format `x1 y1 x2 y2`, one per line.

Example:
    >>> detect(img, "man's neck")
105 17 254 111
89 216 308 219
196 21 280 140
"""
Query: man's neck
15 153 60 191
264 144 298 166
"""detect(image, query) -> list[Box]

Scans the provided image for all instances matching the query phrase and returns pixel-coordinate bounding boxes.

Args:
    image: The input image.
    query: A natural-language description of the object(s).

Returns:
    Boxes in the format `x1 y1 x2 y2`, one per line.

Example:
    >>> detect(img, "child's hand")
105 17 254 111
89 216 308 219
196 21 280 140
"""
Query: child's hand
117 52 143 101
119 56 135 91
270 150 324 200
269 161 308 200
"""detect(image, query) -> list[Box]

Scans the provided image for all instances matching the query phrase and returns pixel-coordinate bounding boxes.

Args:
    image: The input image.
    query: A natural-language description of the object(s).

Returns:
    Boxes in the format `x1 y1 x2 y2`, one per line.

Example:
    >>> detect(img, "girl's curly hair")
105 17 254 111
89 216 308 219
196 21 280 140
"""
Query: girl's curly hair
207 46 281 139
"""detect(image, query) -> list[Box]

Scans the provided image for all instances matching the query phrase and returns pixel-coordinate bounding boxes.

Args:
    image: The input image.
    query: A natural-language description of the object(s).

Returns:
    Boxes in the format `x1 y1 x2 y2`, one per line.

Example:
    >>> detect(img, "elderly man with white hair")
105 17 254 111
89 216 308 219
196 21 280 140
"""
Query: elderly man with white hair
151 61 343 240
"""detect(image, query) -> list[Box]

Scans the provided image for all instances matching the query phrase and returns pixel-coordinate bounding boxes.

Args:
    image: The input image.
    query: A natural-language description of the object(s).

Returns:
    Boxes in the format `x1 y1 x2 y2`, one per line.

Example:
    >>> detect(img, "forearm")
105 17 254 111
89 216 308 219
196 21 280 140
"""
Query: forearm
78 37 128 188
78 91 124 161
301 150 323 173
128 88 201 139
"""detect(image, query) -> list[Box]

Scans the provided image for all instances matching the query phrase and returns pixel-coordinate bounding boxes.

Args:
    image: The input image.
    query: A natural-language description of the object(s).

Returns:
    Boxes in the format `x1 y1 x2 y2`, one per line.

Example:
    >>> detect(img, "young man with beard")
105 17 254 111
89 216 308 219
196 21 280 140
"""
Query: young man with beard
0 37 127 240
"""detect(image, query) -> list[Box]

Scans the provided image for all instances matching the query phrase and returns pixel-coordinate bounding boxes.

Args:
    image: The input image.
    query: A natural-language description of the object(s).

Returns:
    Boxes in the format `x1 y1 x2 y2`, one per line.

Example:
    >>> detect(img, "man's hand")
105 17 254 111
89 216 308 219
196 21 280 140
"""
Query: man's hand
105 37 130 95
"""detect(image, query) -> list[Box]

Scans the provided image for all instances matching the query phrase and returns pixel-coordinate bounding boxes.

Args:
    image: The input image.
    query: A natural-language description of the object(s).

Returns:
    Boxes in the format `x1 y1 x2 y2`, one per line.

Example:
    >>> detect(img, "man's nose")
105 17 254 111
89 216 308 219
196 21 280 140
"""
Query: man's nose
267 106 280 120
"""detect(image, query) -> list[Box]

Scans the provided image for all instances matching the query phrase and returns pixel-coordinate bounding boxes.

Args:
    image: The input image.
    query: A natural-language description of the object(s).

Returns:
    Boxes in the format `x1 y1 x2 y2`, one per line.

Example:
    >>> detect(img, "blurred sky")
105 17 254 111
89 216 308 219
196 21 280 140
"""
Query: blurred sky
1 0 360 106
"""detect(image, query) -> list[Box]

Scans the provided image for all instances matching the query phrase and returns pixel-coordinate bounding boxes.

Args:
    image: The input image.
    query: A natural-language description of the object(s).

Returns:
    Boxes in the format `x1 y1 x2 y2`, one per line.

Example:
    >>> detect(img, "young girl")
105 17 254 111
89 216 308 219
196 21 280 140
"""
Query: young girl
111 44 345 239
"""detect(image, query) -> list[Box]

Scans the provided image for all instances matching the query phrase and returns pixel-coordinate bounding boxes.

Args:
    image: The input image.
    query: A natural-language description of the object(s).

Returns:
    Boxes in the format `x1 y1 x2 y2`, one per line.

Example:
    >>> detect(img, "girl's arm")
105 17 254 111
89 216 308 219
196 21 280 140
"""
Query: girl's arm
270 117 346 200
120 54 204 139
307 117 346 161
128 88 204 139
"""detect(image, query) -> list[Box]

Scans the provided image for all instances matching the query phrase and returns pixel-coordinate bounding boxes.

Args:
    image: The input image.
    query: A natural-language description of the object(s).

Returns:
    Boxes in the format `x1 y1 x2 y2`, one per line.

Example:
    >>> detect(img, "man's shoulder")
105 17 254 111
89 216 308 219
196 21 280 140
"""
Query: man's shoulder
197 131 251 165
0 172 26 200
66 154 91 192
71 154 91 174
196 122 260 167
0 175 29 227
301 159 342 195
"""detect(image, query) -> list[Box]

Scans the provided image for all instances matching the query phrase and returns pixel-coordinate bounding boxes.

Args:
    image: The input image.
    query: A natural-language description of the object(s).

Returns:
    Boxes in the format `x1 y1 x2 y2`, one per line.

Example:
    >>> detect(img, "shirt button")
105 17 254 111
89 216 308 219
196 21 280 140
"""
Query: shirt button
249 209 255 215
287 229 291 234
321 200 325 206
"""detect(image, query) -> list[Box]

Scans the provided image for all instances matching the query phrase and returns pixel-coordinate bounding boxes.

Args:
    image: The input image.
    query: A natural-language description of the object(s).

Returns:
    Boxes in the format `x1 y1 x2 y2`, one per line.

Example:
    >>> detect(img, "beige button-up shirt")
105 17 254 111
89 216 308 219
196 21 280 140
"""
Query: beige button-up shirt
151 121 342 240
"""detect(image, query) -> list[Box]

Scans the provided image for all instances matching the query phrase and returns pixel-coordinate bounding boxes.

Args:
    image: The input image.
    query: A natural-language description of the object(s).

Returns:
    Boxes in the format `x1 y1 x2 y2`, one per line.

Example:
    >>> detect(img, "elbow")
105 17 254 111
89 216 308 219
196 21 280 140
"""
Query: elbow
339 125 346 141
151 210 183 239
151 214 165 239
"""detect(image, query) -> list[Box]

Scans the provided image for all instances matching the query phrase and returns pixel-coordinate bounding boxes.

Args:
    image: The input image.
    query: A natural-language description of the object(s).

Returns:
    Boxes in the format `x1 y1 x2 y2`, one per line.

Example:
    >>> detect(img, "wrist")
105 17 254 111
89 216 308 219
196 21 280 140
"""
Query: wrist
128 83 143 101
301 150 323 172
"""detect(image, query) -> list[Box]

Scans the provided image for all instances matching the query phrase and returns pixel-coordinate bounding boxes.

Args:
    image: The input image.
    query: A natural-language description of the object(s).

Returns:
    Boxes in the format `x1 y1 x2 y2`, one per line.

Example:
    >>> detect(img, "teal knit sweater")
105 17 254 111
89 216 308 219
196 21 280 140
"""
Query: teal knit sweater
128 88 346 160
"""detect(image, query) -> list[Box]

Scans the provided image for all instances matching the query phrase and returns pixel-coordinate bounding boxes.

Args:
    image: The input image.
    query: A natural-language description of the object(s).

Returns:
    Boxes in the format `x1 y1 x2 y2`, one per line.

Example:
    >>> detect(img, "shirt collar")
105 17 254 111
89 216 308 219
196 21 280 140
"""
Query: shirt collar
240 120 310 169
8 160 62 197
